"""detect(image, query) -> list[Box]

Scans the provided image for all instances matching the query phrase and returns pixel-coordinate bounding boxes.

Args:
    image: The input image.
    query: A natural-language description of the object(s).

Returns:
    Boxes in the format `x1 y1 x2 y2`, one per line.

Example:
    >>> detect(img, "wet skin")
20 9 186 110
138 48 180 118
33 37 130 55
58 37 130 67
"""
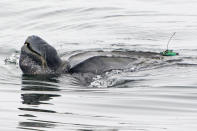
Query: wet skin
19 35 162 75
19 35 69 74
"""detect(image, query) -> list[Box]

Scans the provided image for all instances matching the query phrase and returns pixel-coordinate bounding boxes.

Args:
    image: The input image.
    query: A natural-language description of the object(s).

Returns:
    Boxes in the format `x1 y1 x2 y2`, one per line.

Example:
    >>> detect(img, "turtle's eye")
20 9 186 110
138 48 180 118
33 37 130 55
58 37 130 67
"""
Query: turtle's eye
24 42 30 47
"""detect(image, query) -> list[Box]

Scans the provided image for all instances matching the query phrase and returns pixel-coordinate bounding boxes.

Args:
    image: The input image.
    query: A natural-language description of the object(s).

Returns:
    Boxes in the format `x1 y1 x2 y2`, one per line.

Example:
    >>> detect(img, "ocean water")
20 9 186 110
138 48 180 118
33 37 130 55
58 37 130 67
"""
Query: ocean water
1 0 197 130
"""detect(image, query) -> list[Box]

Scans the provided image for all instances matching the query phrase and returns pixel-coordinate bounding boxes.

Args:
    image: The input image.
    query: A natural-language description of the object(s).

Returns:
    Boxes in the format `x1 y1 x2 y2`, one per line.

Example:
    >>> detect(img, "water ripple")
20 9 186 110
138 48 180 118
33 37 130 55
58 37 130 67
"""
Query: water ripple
1 0 197 130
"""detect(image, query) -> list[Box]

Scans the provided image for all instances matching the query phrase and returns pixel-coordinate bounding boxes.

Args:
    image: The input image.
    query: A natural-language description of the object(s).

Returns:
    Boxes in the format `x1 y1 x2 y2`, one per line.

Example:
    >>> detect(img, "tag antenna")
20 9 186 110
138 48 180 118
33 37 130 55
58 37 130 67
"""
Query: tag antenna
167 32 176 50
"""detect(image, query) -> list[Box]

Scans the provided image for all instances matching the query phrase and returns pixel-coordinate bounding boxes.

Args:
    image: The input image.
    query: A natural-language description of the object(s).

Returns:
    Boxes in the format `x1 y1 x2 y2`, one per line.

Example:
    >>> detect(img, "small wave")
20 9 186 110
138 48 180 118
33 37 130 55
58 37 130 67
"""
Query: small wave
79 7 122 13
176 63 197 66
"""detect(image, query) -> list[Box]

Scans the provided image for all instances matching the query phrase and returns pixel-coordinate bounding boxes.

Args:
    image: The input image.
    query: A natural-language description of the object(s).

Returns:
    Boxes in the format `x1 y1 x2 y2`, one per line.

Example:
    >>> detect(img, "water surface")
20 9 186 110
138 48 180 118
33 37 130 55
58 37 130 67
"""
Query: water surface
1 0 197 130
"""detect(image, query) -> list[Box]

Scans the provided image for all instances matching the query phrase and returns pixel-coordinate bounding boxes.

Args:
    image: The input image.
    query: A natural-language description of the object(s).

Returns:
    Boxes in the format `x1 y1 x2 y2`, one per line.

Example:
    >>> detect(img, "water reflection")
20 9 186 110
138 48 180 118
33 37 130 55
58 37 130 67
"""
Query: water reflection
21 74 61 105
21 74 60 91
19 121 55 130
18 74 61 130
21 93 60 105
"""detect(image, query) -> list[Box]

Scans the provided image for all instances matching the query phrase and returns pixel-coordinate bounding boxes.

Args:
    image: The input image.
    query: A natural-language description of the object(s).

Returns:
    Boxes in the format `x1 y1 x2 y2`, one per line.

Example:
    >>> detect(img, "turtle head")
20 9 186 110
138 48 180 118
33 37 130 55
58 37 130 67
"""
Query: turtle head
19 35 69 74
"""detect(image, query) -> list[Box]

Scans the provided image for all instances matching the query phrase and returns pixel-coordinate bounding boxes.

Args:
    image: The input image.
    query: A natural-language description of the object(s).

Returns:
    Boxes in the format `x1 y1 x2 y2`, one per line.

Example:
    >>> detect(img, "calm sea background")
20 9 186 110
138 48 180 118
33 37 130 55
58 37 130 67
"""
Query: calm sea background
1 0 197 130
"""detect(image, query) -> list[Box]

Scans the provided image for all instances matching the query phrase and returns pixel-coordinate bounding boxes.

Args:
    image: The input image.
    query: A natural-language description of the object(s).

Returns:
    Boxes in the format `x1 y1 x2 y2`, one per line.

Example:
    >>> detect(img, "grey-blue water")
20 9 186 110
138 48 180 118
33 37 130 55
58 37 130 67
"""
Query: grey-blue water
1 0 197 130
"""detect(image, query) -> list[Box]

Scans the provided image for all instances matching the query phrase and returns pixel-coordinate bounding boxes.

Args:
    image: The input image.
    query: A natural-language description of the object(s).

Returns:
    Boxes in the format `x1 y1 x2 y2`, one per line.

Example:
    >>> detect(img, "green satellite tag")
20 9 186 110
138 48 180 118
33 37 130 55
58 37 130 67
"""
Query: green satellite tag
161 50 179 56
161 32 179 56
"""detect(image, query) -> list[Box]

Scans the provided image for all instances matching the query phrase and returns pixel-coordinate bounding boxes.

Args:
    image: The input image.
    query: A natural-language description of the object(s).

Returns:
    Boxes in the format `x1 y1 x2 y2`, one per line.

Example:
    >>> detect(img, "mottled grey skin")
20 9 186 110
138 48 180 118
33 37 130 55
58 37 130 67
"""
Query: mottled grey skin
19 35 162 75
19 35 69 74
